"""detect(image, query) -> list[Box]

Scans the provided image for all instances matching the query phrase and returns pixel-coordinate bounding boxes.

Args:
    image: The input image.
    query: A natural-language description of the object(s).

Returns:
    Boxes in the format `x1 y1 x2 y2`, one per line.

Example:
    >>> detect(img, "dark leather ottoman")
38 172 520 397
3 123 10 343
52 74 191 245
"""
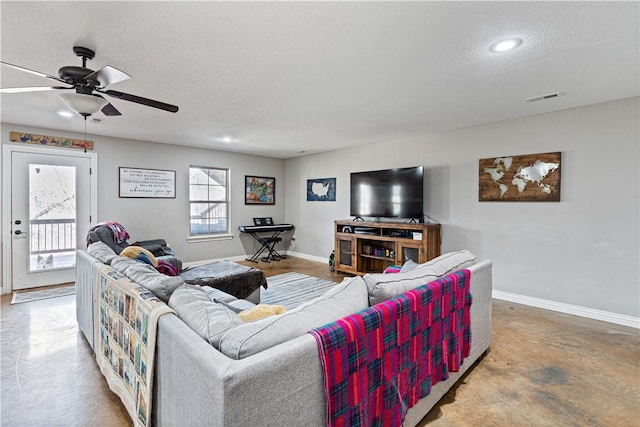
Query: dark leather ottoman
179 260 267 301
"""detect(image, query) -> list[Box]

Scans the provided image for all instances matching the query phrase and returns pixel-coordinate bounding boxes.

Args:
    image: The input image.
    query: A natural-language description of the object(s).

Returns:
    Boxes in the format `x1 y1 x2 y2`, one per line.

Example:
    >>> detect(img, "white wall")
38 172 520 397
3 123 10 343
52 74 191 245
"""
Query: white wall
1 124 285 289
284 98 640 318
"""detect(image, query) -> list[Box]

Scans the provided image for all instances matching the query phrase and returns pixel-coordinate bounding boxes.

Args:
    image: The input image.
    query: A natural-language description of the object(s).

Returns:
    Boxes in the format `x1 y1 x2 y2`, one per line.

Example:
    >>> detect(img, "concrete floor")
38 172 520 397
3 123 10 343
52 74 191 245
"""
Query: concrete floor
1 257 638 426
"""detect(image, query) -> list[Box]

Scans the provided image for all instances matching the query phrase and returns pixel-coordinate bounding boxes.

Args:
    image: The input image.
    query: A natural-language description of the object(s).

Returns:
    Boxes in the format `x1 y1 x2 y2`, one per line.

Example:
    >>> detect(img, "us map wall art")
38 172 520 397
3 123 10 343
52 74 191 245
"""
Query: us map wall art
307 178 336 201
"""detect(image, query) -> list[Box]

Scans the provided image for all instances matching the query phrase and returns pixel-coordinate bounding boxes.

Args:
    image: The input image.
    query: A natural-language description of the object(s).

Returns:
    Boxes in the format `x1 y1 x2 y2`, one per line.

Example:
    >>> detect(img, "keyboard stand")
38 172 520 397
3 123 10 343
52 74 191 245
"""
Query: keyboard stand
245 231 286 263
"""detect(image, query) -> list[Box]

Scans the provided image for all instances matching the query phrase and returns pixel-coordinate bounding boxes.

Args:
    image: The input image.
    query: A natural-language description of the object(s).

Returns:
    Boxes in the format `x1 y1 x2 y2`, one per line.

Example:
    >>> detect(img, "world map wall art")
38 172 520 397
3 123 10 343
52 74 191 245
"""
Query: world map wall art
479 152 561 202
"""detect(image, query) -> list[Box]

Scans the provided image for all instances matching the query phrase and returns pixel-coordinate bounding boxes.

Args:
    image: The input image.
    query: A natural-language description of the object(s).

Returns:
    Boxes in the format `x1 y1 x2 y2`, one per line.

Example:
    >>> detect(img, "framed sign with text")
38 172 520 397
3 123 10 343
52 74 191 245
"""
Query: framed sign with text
119 167 176 198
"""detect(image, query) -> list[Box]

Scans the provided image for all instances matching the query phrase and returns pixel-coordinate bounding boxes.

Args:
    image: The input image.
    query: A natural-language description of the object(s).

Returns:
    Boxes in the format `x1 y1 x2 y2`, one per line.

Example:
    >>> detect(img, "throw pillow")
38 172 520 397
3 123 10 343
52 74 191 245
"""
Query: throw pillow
168 284 243 348
239 304 287 321
400 259 419 272
120 246 158 267
218 275 369 360
87 241 118 265
156 259 179 276
363 249 477 306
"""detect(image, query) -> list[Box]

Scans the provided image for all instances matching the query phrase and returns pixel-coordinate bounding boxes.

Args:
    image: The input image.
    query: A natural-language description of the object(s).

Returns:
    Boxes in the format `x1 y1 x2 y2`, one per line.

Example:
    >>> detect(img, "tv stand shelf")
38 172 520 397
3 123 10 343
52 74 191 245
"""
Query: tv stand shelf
334 220 441 275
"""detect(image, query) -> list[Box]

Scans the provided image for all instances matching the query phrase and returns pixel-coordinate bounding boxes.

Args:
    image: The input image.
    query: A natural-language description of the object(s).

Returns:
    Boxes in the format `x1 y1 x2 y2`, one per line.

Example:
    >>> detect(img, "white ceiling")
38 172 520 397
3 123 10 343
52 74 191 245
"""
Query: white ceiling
1 1 638 159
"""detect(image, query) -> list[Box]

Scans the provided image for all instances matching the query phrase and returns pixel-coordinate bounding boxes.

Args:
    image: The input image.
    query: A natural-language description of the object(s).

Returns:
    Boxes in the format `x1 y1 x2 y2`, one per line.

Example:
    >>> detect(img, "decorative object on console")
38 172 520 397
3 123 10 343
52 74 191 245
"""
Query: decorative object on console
245 175 275 205
306 177 336 201
479 151 561 201
119 167 176 199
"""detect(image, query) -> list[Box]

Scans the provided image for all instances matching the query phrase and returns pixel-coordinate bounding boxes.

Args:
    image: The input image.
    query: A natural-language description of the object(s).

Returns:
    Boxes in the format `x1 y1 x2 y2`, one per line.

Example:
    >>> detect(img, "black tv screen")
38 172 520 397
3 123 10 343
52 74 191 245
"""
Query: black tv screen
350 166 424 220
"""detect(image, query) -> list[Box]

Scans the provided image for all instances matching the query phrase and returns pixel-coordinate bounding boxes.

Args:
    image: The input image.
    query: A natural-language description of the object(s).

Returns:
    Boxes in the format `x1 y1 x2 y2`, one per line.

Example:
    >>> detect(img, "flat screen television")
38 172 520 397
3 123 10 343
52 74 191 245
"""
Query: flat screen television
350 166 424 220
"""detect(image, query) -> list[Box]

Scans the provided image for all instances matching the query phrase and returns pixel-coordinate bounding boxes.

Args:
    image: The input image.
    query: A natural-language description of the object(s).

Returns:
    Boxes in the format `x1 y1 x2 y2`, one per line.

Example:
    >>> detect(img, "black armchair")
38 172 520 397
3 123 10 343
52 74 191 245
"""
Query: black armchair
86 223 182 271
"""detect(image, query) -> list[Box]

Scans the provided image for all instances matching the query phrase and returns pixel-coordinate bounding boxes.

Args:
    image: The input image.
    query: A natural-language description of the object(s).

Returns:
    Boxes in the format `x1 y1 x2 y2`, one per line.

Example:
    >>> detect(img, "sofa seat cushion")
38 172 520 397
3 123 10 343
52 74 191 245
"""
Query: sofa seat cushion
364 250 477 305
169 284 244 348
87 241 118 265
218 276 369 360
111 257 184 303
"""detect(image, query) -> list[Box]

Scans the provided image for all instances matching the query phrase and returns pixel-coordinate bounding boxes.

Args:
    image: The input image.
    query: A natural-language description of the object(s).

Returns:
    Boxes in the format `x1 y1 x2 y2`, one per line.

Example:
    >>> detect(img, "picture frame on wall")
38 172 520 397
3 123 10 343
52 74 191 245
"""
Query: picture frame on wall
306 177 336 201
478 151 561 202
245 175 275 205
119 167 176 198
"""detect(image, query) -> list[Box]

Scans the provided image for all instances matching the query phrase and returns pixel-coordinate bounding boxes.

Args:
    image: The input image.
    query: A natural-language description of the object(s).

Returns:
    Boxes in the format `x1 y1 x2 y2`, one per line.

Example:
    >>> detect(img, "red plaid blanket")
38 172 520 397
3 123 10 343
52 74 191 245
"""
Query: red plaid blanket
309 269 472 427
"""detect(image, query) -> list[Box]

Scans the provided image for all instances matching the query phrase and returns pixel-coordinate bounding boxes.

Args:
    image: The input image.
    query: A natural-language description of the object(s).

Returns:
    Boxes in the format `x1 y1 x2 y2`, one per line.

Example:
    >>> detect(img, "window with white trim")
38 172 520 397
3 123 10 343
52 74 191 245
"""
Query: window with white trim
189 166 229 236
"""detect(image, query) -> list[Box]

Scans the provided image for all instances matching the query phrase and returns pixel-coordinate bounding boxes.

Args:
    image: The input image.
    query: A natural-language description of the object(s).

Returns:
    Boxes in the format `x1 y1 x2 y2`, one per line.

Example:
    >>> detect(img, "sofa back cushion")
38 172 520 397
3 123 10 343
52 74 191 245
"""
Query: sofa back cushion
219 276 369 359
363 250 477 305
111 256 184 303
169 284 243 348
87 241 118 265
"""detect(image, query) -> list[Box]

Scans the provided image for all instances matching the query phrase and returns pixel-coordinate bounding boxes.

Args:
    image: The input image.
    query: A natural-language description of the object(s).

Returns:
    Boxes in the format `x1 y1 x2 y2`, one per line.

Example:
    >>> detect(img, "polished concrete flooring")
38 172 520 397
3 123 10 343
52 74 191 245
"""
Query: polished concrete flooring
1 257 638 426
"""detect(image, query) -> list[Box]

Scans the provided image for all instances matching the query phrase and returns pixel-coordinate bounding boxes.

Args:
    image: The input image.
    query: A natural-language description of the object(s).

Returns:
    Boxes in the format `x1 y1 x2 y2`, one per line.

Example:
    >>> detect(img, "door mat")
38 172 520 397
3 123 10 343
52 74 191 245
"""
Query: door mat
261 272 338 310
11 283 76 304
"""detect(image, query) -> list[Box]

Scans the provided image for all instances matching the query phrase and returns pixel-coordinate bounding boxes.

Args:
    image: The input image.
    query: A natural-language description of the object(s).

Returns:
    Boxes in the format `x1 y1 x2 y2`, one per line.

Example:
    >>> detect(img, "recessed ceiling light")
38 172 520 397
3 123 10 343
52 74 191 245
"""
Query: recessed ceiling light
490 38 523 53
57 111 74 118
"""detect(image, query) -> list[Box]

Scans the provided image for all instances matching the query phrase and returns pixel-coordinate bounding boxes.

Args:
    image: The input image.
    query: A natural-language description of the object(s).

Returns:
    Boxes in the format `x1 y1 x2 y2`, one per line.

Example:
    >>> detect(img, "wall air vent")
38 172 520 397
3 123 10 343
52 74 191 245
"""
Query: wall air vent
525 92 562 103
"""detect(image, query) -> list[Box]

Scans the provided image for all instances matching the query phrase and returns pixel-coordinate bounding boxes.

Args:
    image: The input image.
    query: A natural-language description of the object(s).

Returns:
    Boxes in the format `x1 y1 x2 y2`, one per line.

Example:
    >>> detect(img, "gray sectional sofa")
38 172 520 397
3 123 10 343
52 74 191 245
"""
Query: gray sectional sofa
76 245 492 427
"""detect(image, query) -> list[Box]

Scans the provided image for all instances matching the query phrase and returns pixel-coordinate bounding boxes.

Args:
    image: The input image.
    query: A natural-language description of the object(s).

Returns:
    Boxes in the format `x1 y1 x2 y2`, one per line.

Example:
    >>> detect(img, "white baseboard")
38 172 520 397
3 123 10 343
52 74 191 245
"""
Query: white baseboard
285 251 328 264
492 290 640 329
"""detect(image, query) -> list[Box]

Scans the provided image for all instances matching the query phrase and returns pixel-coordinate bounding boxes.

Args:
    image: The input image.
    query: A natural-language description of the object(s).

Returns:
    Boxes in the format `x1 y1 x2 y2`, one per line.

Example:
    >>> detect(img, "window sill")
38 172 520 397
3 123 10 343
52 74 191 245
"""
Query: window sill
187 234 234 243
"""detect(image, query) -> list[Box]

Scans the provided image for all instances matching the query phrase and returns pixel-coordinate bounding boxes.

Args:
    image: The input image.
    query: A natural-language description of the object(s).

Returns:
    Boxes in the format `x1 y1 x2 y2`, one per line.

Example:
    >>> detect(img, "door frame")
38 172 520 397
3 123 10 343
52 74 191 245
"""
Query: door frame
2 143 98 294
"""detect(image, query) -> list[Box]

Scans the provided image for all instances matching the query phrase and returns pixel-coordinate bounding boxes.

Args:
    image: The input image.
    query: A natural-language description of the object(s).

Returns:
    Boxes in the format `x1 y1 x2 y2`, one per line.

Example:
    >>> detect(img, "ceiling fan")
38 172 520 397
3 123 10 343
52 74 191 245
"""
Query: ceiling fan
1 46 179 117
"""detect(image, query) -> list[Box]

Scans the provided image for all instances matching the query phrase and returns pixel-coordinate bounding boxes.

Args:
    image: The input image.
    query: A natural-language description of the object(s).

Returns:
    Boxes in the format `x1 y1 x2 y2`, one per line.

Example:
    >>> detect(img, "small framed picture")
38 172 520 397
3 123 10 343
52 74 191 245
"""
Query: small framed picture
307 177 336 201
245 176 275 205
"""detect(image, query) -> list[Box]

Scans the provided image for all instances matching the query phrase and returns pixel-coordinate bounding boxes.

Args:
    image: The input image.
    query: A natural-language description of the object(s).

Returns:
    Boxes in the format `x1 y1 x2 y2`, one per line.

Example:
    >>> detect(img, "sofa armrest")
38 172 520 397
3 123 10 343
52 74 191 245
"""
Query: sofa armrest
155 315 230 427
154 314 326 427
134 238 167 247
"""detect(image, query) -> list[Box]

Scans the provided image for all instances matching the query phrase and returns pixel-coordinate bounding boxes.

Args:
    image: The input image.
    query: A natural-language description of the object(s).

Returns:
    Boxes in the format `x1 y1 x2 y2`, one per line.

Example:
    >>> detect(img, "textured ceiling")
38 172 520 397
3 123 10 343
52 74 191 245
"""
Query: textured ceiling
1 1 638 159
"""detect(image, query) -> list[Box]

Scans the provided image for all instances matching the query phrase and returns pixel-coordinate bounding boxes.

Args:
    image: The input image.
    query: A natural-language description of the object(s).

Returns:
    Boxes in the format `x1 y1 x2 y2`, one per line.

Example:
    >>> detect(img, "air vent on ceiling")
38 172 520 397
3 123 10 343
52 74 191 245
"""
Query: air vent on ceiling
525 92 562 103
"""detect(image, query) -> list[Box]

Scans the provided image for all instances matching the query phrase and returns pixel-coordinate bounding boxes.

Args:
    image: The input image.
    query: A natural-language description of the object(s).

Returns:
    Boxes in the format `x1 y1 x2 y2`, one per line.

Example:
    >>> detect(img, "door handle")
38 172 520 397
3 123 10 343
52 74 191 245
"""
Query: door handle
14 230 26 235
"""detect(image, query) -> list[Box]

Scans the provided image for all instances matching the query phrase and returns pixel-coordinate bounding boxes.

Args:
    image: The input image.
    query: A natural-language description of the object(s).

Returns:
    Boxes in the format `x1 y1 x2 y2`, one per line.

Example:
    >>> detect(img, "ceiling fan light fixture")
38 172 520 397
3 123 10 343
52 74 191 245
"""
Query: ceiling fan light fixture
490 37 523 53
59 92 107 116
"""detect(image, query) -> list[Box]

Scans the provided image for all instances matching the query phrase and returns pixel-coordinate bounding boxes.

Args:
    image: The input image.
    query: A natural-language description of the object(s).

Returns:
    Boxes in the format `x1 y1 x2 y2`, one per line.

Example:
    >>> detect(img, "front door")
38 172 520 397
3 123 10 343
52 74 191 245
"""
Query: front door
11 150 92 290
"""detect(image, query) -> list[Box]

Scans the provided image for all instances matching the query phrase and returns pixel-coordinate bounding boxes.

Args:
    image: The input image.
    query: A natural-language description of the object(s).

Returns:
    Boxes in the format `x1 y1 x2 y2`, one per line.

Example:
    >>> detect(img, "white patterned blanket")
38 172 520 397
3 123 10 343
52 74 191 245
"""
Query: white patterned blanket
94 267 175 427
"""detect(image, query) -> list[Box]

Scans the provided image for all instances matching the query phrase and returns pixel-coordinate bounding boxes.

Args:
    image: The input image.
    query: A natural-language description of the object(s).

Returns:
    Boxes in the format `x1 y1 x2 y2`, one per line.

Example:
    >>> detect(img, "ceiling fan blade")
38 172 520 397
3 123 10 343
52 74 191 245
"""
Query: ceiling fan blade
86 65 131 87
1 86 72 93
101 102 122 116
1 61 67 84
100 89 179 113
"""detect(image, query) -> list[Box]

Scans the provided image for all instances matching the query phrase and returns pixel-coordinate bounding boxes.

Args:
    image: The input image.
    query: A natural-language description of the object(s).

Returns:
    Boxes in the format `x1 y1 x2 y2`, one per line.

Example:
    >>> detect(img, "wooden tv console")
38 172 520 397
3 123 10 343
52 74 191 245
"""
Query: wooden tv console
334 219 441 275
